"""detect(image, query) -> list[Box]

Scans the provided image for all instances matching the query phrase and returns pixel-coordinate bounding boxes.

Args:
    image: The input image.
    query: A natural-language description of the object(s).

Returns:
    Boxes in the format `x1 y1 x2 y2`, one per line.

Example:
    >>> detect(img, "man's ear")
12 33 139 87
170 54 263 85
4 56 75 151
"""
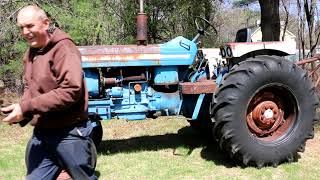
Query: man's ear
43 18 50 30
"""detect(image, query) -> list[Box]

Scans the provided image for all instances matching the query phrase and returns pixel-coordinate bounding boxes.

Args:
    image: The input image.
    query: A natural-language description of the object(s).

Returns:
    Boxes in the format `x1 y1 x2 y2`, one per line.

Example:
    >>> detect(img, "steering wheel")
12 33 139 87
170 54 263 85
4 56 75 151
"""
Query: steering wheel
194 16 217 36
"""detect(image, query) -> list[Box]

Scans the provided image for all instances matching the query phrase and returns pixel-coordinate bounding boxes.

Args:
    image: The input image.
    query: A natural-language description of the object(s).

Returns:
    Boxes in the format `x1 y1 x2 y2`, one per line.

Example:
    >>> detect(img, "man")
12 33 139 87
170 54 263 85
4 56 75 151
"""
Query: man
0 5 97 179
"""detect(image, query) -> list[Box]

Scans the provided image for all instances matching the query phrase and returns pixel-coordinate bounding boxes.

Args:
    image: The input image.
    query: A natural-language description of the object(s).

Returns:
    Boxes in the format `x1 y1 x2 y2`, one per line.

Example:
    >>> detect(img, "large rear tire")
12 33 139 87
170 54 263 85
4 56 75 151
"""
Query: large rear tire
212 56 319 167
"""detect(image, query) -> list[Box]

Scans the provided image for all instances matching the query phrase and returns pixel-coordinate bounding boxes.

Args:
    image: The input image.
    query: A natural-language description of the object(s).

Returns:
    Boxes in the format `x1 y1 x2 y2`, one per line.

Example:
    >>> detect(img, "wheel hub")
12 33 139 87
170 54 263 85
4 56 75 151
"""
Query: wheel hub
264 109 274 119
247 100 284 136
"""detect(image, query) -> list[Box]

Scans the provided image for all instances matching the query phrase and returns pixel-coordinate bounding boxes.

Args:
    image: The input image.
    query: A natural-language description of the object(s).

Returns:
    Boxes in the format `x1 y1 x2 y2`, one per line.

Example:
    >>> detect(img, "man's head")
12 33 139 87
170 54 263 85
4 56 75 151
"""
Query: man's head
17 5 51 48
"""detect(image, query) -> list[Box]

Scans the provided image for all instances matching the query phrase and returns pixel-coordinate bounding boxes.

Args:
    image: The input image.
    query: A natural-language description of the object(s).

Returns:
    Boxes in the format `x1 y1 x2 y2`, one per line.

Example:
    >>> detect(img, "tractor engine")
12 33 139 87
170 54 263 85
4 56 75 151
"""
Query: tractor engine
79 36 198 120
84 66 181 120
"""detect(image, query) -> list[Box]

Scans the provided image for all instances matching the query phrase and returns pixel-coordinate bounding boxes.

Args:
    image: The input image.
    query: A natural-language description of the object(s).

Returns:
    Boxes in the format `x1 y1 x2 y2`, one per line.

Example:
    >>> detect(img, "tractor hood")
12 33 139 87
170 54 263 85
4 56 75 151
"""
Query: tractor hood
79 36 197 68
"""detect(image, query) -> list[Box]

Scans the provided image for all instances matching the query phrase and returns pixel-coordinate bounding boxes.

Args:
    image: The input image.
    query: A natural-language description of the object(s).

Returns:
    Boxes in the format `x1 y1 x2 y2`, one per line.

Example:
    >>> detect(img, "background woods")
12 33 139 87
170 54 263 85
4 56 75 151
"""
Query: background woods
0 0 319 93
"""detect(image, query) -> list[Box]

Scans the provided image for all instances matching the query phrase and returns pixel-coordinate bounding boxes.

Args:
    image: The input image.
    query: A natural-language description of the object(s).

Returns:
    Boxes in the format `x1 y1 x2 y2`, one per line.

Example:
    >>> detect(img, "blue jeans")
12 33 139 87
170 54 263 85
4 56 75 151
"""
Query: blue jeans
25 120 98 180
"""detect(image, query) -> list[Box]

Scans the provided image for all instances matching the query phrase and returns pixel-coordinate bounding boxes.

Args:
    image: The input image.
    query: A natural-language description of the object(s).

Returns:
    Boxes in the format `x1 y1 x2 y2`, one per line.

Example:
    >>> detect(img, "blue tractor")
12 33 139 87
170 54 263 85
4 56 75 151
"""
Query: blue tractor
81 7 319 168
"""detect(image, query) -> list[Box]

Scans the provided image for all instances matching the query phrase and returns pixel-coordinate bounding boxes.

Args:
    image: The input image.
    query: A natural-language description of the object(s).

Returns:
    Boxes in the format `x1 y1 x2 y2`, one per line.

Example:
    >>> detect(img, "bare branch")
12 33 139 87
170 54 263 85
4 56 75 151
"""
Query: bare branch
0 6 23 33
309 29 320 55
281 0 289 41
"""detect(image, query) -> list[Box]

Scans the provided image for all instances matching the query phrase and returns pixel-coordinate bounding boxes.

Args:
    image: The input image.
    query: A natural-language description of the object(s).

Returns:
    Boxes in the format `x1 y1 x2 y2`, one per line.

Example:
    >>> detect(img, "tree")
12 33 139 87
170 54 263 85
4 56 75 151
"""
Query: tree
295 0 320 59
0 0 222 92
303 0 319 57
280 0 289 41
297 0 306 58
232 0 257 7
112 0 219 44
258 0 280 41
234 0 281 41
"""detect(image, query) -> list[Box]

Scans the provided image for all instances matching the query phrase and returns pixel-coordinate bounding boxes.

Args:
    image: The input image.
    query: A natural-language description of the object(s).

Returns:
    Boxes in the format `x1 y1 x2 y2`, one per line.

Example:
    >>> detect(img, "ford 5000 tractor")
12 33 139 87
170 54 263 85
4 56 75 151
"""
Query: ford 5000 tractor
82 5 319 168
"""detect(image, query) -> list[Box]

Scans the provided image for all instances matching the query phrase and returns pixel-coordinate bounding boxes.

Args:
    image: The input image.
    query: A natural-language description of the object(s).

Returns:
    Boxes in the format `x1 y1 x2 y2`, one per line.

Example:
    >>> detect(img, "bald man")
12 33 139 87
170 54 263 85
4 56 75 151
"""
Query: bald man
1 5 97 179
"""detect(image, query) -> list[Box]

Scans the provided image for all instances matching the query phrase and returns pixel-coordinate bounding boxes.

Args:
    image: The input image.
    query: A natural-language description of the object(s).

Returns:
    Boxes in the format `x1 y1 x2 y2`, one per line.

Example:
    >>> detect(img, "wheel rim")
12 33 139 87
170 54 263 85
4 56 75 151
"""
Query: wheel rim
246 85 297 142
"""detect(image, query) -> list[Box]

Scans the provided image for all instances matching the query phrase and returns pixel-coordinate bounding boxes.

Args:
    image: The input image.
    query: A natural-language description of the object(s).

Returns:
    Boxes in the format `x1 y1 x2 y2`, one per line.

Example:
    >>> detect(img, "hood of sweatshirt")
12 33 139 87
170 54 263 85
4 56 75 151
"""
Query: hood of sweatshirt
30 28 73 55
49 28 73 45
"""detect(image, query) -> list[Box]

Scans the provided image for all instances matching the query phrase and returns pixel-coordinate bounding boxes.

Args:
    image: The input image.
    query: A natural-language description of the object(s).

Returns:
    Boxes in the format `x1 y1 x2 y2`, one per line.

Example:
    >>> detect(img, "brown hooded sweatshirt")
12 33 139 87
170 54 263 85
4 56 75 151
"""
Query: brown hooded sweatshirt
19 28 88 129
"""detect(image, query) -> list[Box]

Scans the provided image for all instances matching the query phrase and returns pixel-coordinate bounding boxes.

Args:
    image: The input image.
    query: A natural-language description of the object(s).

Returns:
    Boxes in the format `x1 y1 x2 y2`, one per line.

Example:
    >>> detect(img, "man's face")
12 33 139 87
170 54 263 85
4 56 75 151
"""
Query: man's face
17 12 50 48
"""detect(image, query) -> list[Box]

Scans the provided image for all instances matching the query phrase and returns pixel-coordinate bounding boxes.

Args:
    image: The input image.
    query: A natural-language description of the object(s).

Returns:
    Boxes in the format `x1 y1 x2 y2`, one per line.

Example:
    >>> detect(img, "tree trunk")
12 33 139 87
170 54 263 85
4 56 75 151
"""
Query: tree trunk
304 0 316 57
281 0 289 41
297 0 305 59
259 0 280 41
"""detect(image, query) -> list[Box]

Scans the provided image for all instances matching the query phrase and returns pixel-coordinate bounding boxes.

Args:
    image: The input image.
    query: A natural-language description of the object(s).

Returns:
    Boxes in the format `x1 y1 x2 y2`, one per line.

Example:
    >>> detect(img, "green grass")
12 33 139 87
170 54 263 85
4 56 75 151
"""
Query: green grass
0 116 319 180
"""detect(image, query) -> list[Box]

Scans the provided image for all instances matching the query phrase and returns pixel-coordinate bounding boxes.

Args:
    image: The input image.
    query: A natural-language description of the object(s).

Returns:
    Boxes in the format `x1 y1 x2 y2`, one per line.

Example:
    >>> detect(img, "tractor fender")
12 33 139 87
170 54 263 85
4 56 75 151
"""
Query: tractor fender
220 41 296 59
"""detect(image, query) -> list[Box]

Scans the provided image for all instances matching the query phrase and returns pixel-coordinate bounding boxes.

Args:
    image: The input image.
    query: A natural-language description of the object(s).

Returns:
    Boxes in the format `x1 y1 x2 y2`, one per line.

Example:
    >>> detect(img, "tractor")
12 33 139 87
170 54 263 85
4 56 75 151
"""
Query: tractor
82 2 319 168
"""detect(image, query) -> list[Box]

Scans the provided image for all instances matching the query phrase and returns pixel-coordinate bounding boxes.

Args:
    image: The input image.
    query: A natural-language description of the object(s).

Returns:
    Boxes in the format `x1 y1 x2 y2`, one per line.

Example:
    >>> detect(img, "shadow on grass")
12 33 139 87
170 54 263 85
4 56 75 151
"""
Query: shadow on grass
98 126 236 168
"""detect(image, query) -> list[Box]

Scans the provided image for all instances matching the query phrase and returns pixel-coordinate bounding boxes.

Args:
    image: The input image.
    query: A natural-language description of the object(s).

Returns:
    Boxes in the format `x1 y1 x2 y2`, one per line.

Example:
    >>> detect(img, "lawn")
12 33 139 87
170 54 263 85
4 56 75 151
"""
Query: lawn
0 115 319 180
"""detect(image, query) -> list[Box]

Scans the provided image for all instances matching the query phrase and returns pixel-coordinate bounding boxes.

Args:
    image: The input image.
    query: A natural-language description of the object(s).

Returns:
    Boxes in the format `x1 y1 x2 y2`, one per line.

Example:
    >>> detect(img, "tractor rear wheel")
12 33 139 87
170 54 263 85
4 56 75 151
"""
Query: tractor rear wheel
212 56 319 167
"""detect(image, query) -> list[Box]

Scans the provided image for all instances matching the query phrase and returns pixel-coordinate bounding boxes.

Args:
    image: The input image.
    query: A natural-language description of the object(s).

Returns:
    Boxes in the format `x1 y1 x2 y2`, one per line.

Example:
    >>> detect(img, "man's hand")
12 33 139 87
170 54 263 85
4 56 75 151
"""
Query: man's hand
1 104 24 125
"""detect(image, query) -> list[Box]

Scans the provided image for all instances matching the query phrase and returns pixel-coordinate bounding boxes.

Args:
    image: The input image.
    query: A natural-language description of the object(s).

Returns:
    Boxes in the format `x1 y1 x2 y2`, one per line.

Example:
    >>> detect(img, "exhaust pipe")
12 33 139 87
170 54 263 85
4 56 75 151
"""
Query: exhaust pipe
136 0 148 45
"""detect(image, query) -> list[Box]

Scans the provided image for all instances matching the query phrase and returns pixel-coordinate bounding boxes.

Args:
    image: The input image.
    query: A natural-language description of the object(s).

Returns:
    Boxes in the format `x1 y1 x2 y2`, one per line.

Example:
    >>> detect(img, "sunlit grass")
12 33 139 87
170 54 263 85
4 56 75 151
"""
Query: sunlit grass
0 117 319 179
